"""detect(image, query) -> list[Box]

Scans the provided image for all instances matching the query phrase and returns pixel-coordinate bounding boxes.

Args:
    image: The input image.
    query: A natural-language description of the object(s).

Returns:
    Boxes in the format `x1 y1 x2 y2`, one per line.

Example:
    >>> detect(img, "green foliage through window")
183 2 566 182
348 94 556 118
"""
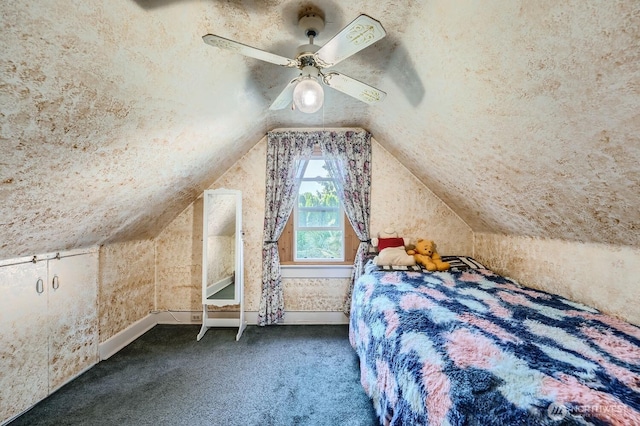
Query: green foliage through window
295 159 344 261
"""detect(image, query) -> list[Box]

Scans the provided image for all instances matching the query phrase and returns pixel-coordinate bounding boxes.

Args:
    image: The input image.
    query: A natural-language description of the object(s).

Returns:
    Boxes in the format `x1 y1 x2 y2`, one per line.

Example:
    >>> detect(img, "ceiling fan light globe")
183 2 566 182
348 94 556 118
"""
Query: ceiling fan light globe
293 78 324 113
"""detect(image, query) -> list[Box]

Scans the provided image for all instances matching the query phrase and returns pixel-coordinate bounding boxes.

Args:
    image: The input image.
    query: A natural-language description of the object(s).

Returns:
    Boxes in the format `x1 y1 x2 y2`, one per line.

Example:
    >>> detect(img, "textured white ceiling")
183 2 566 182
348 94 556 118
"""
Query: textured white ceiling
1 0 638 260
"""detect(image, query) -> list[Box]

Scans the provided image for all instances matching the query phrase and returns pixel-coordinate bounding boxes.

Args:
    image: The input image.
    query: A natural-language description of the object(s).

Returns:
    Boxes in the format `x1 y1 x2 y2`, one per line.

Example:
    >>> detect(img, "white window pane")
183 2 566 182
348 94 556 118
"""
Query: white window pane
298 182 339 207
304 159 330 178
298 209 341 227
299 181 323 196
296 230 344 260
293 156 345 263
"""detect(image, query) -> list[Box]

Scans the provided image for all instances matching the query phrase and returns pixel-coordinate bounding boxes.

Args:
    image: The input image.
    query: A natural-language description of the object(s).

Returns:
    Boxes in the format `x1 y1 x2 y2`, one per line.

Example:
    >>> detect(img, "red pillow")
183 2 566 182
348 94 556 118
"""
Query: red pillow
377 237 405 251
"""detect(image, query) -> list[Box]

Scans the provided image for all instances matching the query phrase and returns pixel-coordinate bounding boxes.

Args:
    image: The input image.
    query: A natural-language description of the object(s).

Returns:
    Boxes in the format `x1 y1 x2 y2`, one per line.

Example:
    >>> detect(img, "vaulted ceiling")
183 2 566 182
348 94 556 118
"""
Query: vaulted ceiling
1 0 638 260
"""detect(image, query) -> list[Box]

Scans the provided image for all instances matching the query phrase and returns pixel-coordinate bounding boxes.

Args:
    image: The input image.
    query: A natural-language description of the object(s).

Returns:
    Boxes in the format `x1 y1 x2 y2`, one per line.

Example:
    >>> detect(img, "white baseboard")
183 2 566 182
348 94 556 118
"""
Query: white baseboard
245 311 349 325
152 310 349 326
98 314 156 360
98 310 349 360
154 310 203 325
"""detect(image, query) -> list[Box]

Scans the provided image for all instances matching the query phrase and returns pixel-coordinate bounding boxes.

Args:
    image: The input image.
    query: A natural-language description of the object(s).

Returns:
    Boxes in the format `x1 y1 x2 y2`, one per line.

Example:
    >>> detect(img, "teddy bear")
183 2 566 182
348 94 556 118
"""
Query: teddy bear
412 239 450 271
404 243 416 255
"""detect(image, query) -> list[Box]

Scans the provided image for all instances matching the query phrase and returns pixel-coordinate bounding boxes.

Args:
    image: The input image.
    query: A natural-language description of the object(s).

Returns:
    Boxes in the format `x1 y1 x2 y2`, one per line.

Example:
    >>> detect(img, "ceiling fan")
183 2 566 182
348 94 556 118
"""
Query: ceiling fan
202 11 387 113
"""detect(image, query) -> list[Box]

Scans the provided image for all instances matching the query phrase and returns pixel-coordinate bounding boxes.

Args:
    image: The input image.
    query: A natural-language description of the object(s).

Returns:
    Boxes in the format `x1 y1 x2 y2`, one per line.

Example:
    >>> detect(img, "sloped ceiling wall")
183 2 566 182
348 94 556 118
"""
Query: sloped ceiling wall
1 0 638 260
372 1 640 247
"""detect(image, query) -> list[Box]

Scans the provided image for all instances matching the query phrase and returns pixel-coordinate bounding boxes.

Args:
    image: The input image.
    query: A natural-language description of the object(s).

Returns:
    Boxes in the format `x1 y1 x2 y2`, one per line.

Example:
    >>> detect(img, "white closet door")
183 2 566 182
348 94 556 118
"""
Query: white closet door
0 262 49 423
47 253 99 392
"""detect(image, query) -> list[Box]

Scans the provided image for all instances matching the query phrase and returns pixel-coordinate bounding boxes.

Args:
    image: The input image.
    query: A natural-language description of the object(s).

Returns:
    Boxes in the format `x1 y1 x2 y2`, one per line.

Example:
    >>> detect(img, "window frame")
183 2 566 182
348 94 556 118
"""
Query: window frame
293 160 345 262
278 155 359 266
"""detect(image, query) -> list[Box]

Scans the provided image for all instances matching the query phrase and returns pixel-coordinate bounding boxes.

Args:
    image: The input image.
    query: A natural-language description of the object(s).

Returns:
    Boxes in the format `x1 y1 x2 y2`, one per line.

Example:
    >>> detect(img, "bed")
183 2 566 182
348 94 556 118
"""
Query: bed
349 257 640 425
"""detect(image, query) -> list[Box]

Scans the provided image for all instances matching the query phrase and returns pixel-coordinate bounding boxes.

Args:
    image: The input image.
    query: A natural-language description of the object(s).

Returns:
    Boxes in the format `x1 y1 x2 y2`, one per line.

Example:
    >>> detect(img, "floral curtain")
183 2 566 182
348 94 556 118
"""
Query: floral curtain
323 131 372 315
259 129 372 324
258 131 319 325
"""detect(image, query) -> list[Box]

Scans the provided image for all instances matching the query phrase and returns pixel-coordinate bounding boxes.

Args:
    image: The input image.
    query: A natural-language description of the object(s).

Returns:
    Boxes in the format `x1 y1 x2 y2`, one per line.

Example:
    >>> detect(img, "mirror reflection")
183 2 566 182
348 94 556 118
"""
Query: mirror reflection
204 191 237 302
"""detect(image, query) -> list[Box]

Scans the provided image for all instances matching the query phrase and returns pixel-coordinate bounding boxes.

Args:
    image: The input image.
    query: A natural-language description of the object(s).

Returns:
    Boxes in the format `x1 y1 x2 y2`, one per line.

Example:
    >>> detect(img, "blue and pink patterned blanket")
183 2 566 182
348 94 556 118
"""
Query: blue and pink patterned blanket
349 261 640 425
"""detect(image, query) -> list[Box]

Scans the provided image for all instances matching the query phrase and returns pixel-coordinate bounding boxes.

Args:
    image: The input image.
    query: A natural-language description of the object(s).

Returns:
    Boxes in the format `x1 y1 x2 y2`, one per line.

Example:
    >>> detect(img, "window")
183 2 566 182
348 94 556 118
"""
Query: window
295 158 343 261
279 156 359 265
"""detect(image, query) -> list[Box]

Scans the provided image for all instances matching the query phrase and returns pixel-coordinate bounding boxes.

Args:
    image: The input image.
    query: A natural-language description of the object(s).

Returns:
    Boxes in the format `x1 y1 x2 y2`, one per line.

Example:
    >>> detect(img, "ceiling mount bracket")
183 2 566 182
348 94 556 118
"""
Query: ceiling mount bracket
298 13 325 39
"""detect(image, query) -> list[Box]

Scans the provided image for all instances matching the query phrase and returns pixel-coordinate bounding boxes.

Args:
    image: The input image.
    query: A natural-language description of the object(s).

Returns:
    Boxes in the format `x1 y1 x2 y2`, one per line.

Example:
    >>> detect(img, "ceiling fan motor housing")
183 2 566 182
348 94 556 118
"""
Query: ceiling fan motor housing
296 43 320 58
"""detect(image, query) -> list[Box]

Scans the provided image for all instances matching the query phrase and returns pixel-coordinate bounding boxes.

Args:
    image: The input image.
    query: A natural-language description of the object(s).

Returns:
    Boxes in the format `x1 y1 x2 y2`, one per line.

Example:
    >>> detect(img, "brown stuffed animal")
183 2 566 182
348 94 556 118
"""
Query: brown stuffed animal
413 239 450 271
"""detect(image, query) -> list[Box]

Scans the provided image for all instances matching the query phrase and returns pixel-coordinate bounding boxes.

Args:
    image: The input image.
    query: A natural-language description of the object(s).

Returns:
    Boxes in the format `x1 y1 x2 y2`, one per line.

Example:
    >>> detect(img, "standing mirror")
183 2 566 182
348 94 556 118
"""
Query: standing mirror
197 189 246 341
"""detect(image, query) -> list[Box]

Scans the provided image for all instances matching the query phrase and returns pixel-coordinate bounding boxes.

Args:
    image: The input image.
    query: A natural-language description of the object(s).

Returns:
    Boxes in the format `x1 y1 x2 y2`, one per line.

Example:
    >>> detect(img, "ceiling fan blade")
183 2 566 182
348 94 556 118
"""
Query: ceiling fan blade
203 34 298 68
269 77 301 110
323 72 387 104
314 14 386 68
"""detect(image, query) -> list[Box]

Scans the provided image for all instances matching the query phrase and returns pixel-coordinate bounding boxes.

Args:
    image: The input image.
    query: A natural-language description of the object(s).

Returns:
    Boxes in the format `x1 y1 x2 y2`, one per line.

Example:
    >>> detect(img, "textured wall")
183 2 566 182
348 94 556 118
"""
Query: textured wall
2 0 637 262
155 197 204 311
372 0 640 248
0 0 266 260
474 233 640 326
98 240 155 341
155 134 473 313
370 143 473 255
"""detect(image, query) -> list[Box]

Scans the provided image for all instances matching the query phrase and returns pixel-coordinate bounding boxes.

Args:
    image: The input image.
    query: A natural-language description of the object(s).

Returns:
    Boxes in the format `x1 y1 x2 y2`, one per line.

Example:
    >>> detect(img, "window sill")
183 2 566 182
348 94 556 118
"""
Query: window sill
281 264 353 279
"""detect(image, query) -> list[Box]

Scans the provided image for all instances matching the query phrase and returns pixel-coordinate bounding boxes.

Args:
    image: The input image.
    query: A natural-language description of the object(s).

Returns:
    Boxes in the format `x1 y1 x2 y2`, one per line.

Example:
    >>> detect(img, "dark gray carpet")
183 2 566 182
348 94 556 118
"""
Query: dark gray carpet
10 325 378 426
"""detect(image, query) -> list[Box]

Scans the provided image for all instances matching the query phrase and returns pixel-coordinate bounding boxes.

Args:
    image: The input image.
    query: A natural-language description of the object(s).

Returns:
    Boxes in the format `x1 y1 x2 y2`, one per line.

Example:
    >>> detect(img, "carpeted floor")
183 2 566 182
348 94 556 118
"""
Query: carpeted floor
10 324 378 426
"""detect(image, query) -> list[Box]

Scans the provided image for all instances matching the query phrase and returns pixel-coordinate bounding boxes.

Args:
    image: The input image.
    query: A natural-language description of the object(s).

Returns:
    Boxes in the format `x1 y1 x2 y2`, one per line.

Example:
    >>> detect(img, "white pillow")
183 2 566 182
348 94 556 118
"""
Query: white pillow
374 247 416 267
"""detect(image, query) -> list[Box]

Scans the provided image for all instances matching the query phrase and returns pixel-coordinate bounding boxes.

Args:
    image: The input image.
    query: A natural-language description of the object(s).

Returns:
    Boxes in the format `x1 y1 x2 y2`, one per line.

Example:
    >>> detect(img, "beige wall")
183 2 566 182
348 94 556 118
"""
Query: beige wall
4 1 638 262
474 233 640 326
94 142 638 330
98 239 155 341
154 195 204 311
155 134 473 313
370 142 473 255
